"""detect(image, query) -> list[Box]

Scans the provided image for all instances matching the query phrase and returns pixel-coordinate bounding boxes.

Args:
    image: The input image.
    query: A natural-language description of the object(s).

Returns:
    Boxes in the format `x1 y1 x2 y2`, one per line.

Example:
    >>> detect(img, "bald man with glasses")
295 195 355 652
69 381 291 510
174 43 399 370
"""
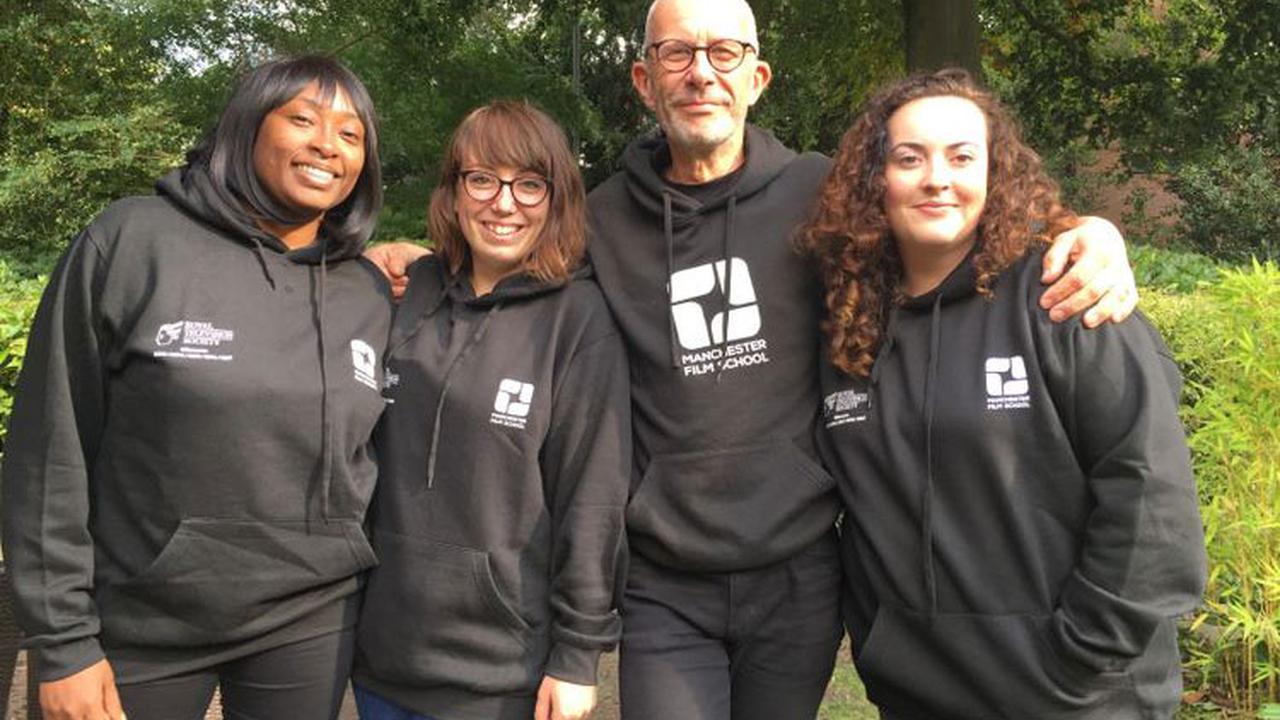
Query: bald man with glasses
583 1 1140 718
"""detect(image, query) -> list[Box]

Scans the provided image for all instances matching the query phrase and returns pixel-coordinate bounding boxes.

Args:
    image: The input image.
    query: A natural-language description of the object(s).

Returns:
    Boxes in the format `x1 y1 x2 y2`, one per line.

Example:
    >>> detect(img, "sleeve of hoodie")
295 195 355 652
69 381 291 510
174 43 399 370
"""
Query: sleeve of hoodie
539 305 631 686
1035 306 1207 673
1 229 112 682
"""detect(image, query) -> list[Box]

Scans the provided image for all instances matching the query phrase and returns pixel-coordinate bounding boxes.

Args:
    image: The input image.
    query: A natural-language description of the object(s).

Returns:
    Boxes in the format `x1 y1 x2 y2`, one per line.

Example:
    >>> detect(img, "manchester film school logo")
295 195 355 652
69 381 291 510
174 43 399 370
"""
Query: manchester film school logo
350 339 379 390
669 258 761 351
491 378 535 429
985 355 1031 410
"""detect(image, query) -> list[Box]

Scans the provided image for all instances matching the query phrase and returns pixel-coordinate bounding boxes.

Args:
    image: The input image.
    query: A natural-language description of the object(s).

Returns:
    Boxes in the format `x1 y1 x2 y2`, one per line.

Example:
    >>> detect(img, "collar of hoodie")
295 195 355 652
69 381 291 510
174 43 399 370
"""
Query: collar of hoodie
387 259 587 491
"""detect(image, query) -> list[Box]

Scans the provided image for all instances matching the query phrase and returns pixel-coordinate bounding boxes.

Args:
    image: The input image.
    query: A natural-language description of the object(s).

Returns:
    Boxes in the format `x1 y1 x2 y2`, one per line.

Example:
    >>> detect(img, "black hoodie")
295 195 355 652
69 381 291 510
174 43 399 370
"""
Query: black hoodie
1 167 392 683
816 249 1206 719
586 125 840 572
353 257 629 720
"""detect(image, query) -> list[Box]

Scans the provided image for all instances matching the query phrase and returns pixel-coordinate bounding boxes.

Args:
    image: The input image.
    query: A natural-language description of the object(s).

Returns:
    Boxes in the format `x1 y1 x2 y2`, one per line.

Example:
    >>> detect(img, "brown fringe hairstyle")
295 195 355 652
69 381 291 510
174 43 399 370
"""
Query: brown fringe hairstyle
428 100 587 283
797 68 1078 377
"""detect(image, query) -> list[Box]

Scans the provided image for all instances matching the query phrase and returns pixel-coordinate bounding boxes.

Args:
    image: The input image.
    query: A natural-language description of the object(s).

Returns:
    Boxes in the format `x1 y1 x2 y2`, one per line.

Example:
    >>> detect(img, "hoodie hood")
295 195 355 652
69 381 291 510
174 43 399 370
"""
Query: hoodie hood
445 262 594 308
621 125 799 376
621 124 797 224
156 166 364 264
585 124 841 573
390 258 595 491
157 164 366 522
816 247 1205 719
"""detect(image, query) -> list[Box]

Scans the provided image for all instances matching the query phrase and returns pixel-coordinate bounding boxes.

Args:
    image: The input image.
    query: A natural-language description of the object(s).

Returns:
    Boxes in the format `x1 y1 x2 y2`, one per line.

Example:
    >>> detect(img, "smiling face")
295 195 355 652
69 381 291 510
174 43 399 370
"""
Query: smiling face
883 95 989 264
454 159 550 293
631 0 771 163
251 81 365 219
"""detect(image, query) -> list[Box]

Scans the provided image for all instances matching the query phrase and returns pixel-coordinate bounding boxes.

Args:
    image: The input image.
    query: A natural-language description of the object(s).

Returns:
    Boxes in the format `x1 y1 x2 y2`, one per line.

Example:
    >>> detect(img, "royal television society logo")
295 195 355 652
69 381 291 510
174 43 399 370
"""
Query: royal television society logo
985 355 1031 410
823 388 872 428
668 257 770 377
153 320 235 362
350 339 378 390
491 379 535 429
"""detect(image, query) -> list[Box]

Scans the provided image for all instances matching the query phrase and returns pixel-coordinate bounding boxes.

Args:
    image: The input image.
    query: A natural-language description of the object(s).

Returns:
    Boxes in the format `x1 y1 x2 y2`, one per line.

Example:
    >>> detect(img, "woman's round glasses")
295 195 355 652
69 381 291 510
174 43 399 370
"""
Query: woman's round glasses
459 170 550 207
647 39 756 74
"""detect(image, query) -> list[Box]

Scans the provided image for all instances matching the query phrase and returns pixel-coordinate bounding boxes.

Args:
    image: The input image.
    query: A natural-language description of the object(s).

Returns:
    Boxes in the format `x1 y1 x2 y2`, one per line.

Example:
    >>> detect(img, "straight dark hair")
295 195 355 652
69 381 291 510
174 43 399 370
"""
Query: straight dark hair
429 100 587 283
185 54 382 251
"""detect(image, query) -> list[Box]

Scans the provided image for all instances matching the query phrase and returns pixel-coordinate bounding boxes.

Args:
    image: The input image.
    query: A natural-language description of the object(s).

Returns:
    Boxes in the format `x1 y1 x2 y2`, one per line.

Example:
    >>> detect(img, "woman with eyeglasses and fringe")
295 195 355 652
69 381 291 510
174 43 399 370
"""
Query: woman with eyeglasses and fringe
351 100 631 720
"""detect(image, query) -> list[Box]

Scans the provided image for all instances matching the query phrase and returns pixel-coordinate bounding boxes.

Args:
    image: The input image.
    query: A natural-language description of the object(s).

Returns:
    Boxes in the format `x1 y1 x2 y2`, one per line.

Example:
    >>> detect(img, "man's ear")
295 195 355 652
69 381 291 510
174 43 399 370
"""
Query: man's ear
747 59 772 107
632 60 657 111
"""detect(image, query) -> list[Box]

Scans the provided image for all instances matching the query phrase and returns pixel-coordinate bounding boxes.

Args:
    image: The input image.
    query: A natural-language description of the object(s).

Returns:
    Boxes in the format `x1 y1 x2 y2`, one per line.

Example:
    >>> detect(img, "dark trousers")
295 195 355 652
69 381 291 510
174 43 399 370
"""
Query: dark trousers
619 533 843 720
115 628 354 720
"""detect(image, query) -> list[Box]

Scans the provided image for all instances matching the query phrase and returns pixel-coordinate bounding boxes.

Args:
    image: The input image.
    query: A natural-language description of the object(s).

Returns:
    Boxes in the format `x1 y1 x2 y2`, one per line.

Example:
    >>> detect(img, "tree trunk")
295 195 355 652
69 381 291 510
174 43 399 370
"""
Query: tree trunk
902 0 982 77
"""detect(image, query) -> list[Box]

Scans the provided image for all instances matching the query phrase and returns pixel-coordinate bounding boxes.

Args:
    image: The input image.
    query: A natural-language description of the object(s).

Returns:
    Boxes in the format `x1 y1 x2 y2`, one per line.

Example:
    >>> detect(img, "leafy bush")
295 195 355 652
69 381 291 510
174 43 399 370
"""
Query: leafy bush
1130 243 1222 293
0 260 45 455
1143 261 1280 713
0 104 190 273
1166 145 1280 265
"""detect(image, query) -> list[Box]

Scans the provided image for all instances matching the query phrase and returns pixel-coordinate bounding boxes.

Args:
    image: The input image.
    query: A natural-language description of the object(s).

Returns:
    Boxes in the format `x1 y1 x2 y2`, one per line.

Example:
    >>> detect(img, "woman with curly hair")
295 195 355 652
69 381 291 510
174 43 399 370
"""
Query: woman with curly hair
799 69 1206 719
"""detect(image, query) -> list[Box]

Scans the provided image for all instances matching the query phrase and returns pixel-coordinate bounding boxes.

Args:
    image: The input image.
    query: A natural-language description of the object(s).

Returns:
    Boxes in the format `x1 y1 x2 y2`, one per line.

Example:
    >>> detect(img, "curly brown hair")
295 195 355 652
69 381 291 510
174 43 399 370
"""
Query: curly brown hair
797 68 1077 377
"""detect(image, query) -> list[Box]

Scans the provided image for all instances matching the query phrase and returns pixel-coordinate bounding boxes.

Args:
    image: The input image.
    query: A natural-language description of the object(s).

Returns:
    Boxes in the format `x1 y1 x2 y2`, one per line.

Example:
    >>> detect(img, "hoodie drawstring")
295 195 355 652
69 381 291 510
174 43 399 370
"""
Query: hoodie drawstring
663 192 681 369
425 303 501 490
921 294 943 622
715 196 737 382
870 308 898 388
316 249 334 521
248 237 277 290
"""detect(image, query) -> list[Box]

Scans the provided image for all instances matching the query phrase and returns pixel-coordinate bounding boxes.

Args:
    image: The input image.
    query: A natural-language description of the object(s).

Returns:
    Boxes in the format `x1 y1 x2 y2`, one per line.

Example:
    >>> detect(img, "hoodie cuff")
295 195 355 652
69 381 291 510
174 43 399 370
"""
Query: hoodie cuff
33 635 105 683
1051 569 1162 673
544 642 603 686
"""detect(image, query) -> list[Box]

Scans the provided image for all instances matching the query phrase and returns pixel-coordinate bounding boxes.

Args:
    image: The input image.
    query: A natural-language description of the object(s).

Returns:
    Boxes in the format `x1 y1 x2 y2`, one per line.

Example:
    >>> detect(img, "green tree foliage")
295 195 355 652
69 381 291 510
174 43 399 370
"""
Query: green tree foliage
0 0 192 271
982 0 1280 262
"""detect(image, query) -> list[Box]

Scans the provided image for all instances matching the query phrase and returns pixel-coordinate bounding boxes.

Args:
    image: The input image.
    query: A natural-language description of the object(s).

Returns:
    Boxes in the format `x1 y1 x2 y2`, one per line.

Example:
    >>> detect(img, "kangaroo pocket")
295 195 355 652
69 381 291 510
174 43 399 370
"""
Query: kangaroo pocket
627 439 838 572
98 518 375 646
356 531 542 694
855 605 1141 720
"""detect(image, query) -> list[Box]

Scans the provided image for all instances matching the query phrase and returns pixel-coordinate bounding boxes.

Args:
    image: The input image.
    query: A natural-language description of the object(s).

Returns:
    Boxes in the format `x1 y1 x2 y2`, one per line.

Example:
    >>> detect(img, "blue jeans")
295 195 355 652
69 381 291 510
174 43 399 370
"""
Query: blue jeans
353 685 441 720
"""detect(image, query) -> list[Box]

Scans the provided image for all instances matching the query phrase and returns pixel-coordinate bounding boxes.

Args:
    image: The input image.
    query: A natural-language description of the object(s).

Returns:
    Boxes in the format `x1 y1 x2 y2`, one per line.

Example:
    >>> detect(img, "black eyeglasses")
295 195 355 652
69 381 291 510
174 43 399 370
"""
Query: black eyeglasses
458 169 550 207
647 39 757 73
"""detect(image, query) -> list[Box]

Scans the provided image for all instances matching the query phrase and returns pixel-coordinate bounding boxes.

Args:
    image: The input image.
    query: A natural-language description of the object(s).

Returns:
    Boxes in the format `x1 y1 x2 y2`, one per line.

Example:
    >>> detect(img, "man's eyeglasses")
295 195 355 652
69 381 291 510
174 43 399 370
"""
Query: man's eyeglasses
459 170 550 207
647 39 757 74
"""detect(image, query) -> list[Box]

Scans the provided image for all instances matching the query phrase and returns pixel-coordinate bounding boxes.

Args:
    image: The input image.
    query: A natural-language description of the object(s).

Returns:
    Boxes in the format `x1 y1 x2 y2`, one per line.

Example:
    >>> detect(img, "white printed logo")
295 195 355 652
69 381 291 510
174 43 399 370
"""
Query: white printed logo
670 258 760 350
823 389 872 428
152 320 235 362
669 258 771 377
351 339 378 390
492 379 535 429
985 355 1030 410
155 321 184 346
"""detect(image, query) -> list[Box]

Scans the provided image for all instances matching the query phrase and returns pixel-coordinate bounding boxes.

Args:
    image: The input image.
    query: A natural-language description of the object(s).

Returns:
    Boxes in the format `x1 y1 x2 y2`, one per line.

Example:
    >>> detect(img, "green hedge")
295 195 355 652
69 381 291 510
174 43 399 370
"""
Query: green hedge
0 260 44 454
1143 260 1280 714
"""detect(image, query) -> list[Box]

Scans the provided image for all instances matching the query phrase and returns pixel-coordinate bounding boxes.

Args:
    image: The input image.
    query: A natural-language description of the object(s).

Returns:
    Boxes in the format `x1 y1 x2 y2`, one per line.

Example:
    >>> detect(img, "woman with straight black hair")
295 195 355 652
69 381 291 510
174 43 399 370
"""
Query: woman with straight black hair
3 54 392 720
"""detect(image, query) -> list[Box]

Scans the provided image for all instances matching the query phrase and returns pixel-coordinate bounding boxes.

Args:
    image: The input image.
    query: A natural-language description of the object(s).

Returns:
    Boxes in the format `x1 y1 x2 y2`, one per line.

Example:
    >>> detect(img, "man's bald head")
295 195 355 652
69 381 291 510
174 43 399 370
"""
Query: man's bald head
643 0 760 50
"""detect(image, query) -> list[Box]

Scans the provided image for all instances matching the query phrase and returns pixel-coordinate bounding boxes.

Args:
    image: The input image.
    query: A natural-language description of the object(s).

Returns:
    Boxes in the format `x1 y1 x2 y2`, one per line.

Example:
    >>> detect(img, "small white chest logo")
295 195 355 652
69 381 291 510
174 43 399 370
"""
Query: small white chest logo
351 340 378 390
153 320 235 362
985 355 1030 410
491 379 535 429
668 257 771 377
823 389 872 428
